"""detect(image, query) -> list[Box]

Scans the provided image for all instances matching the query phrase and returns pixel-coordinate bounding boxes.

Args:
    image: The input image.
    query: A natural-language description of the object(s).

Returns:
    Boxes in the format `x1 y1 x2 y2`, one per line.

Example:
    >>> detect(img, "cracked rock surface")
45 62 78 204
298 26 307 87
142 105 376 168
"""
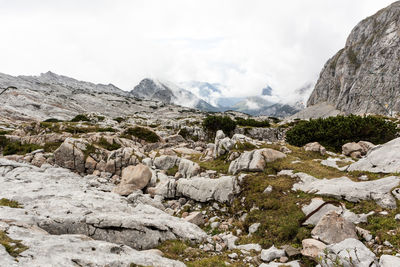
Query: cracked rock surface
0 158 206 252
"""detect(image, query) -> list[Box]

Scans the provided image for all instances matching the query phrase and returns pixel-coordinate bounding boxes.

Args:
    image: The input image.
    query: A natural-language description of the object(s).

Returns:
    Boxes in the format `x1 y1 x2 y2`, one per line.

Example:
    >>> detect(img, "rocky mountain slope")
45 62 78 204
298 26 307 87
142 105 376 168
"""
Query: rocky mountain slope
307 1 400 115
131 79 218 112
0 72 221 126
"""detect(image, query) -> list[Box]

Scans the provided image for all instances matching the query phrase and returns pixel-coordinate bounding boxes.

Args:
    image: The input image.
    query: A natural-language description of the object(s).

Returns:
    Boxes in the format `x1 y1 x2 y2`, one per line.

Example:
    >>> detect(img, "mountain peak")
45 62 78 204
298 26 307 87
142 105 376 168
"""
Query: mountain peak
261 85 273 96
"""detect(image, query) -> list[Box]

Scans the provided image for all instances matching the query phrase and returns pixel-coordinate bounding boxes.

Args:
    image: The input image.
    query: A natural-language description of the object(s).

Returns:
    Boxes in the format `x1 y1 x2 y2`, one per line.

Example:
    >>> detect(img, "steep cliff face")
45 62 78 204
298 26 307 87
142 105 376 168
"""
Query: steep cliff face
308 1 400 115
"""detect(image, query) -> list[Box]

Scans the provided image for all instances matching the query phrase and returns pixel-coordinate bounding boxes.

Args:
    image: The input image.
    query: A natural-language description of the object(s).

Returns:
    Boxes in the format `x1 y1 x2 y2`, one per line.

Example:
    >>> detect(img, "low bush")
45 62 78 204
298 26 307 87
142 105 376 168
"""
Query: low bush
70 114 90 122
203 115 236 139
1 139 42 156
235 117 270 127
286 115 397 152
97 137 121 151
122 126 160 143
43 118 63 123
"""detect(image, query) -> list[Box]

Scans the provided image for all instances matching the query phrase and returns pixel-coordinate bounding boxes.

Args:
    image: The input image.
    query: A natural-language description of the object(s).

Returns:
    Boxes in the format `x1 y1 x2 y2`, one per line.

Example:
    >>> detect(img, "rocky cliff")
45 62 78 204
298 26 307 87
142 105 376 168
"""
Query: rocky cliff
308 1 400 115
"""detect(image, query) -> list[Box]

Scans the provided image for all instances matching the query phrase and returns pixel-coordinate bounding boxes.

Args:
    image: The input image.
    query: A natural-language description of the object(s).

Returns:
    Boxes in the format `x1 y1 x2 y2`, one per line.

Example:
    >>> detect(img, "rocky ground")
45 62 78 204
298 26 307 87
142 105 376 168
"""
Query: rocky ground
1 113 400 267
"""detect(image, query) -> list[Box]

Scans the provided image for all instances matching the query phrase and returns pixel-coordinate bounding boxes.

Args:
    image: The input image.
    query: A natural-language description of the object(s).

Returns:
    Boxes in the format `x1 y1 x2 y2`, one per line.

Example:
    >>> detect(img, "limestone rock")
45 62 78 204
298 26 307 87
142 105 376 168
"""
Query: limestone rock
176 176 240 203
228 148 286 174
318 238 377 267
0 158 206 250
54 138 87 173
184 211 204 226
214 130 235 158
311 211 358 244
2 222 185 267
178 159 201 178
303 142 326 155
301 239 326 258
153 155 180 170
261 245 286 262
307 1 400 115
379 255 400 267
348 137 400 173
292 172 400 209
259 261 300 267
112 164 152 196
342 142 362 157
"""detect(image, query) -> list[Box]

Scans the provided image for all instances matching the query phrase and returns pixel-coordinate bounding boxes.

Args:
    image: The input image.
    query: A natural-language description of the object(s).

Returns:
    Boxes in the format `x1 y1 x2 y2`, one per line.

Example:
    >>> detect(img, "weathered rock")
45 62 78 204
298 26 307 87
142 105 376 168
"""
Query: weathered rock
214 130 235 158
307 1 400 116
348 137 400 173
153 155 180 170
379 255 400 267
318 238 377 267
229 148 286 174
234 127 286 142
311 211 358 244
178 159 201 178
303 142 326 155
342 142 362 157
54 138 87 173
85 156 97 174
0 243 15 267
112 164 152 196
1 222 185 267
261 245 286 262
292 172 400 209
358 141 375 155
165 134 185 144
248 223 260 234
302 198 369 226
259 261 300 267
176 176 240 203
184 211 204 226
0 158 206 250
301 239 326 258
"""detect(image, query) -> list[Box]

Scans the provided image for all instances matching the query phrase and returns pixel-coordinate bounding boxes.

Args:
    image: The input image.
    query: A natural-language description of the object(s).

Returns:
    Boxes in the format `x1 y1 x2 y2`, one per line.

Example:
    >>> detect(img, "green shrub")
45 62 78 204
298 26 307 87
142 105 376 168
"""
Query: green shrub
0 130 10 135
122 127 160 143
178 128 189 140
43 118 63 123
97 137 121 151
203 115 236 139
235 117 270 127
286 115 397 152
70 114 90 122
166 166 178 176
43 141 63 152
2 141 42 156
0 198 22 208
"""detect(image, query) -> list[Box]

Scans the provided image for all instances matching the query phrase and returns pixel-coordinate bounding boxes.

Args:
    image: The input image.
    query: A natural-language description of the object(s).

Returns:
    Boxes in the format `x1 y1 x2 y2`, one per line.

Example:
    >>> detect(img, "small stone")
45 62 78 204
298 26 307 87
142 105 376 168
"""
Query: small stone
248 223 260 234
263 185 273 194
261 245 286 262
228 253 238 259
211 222 220 229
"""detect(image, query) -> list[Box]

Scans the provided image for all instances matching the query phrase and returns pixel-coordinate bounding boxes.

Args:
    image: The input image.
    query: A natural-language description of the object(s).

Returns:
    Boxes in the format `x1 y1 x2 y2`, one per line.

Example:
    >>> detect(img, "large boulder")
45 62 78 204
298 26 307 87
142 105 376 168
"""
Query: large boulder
380 255 400 266
176 176 240 203
153 155 180 170
0 158 206 250
1 222 185 267
178 159 201 178
301 239 326 258
229 148 286 174
292 172 400 209
54 138 87 173
342 142 363 158
112 164 152 196
213 130 235 158
303 142 326 155
348 137 400 173
318 238 377 267
311 211 358 244
260 245 286 262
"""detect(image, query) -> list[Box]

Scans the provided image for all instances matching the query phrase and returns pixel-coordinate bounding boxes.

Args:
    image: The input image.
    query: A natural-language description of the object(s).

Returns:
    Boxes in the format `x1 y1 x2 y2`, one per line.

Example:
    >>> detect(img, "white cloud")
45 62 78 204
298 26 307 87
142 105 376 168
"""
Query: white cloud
0 0 394 98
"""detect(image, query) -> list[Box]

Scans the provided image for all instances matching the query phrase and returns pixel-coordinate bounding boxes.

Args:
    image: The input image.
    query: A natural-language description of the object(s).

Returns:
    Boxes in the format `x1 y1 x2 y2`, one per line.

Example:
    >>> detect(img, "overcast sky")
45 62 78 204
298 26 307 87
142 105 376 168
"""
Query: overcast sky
0 0 395 97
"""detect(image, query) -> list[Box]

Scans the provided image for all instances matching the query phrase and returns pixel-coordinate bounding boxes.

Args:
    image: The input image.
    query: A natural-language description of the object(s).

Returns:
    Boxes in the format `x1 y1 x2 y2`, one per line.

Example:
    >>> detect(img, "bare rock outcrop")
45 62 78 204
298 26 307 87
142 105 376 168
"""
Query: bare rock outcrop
307 1 400 115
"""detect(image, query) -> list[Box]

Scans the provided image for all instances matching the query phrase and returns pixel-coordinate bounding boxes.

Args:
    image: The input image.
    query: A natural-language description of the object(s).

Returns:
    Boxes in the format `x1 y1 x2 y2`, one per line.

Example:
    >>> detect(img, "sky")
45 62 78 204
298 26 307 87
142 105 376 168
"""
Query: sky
0 0 395 98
